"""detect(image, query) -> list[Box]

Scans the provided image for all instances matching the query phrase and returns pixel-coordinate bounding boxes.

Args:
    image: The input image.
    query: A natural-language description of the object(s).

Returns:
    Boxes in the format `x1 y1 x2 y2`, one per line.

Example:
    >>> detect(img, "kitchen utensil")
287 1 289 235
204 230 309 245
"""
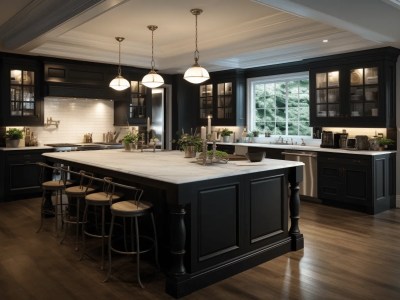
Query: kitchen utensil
369 137 380 151
339 134 348 149
346 138 356 149
320 131 334 148
355 135 369 150
333 133 341 148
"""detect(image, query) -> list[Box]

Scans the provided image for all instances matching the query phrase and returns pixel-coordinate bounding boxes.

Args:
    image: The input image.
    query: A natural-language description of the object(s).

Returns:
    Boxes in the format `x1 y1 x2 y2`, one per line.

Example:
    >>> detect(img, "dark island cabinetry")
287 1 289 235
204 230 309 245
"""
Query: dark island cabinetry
0 56 44 126
0 148 53 201
318 152 394 214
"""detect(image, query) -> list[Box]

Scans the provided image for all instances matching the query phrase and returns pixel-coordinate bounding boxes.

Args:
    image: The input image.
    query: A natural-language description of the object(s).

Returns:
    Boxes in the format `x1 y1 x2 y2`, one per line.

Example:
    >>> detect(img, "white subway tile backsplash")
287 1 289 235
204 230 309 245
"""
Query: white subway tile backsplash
29 97 115 145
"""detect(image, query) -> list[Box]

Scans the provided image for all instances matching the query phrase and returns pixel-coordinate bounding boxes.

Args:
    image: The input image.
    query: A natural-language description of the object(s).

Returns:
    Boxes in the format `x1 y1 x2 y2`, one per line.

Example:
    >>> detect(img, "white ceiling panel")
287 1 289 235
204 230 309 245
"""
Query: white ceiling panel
0 0 399 74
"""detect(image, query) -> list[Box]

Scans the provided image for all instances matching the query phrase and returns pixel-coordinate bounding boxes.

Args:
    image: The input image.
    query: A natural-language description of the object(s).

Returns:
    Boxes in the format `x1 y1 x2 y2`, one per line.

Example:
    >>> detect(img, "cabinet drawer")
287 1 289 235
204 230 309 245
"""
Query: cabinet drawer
7 153 45 163
318 155 369 166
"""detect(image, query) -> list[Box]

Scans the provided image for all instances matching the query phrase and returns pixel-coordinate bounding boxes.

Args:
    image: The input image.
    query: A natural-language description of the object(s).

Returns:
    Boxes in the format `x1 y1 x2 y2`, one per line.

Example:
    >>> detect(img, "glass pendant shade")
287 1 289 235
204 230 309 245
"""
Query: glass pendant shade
142 70 164 88
109 75 130 91
142 25 164 88
109 37 130 91
184 8 209 84
184 62 210 84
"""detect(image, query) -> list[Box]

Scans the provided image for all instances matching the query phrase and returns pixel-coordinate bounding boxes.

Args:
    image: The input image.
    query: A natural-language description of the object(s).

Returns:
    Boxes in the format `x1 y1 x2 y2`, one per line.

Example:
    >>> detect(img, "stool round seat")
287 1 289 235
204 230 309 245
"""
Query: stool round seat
42 180 74 190
85 192 121 205
110 200 152 217
65 185 96 196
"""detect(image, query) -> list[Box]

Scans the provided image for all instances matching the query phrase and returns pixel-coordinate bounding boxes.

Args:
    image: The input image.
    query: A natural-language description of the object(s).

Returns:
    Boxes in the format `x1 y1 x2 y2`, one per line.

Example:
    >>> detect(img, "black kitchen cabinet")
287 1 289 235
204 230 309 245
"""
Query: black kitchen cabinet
248 146 284 160
114 80 152 126
0 56 44 126
309 47 400 128
198 69 245 126
44 59 125 100
214 144 235 154
0 148 54 201
318 152 393 214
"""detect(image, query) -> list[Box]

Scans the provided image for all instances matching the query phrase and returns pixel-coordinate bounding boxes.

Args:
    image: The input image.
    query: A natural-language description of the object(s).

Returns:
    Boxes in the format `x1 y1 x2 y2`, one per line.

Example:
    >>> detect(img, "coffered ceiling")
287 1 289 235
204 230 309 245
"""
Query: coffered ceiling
0 0 399 74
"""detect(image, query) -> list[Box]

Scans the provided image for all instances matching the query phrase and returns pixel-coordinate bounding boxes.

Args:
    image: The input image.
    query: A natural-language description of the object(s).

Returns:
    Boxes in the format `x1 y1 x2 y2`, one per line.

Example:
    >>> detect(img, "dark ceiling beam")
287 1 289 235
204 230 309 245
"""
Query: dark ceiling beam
0 0 129 51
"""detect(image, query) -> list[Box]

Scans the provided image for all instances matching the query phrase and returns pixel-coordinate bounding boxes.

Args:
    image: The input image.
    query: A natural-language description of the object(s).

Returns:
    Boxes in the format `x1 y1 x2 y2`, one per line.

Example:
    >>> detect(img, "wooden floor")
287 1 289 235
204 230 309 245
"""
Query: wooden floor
0 198 399 300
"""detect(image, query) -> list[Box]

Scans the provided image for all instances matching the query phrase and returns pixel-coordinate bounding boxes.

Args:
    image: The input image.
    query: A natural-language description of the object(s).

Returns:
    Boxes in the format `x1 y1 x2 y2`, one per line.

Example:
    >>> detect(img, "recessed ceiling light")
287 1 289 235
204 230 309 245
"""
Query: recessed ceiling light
322 39 329 43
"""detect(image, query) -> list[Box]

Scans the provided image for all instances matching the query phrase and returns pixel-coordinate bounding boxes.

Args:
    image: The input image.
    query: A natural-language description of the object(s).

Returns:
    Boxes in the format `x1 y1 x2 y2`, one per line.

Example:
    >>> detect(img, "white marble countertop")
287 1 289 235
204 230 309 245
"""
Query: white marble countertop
43 149 304 184
215 142 395 156
0 146 53 151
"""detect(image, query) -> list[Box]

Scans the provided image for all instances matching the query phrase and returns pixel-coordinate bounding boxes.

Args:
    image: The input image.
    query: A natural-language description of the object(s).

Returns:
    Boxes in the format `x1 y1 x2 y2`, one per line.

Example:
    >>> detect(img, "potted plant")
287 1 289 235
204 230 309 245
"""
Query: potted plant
220 128 233 143
378 137 395 150
176 133 203 158
252 130 260 143
5 128 23 148
122 132 139 151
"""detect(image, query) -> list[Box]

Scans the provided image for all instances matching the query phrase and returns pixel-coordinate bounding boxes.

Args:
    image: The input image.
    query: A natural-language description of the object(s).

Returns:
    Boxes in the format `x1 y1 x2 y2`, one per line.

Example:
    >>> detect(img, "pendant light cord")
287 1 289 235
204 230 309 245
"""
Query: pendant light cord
151 28 155 70
194 11 200 64
118 40 122 76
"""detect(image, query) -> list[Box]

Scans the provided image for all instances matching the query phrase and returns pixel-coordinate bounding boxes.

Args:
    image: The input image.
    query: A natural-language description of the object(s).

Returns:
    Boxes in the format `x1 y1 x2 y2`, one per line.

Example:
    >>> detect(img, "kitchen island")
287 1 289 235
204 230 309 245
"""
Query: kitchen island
43 149 304 298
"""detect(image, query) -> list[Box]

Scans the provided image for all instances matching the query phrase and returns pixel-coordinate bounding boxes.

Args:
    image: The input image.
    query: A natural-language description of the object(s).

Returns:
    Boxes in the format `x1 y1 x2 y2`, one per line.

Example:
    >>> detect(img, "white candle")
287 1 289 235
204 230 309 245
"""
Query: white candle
201 126 206 140
147 117 150 131
212 131 217 140
207 116 211 135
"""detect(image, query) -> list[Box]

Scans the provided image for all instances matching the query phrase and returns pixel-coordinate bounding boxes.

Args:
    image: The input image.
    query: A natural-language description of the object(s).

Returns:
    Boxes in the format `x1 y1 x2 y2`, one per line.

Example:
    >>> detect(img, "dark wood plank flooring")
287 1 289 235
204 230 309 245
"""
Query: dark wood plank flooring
0 197 399 300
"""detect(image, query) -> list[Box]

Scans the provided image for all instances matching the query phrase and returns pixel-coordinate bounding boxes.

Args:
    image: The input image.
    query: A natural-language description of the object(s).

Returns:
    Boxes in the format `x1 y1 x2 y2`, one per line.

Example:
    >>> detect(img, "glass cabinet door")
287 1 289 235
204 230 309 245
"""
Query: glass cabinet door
216 82 232 119
10 70 35 116
129 81 147 119
349 67 378 117
315 71 340 118
199 84 213 119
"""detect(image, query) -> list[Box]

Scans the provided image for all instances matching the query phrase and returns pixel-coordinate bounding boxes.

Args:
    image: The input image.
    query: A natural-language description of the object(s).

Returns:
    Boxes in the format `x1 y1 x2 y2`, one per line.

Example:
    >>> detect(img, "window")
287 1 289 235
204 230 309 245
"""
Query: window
247 72 311 136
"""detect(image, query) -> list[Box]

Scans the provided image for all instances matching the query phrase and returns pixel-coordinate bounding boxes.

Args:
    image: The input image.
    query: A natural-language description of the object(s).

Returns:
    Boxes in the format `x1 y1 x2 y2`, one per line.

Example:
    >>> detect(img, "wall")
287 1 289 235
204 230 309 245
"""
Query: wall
397 59 400 208
29 97 115 145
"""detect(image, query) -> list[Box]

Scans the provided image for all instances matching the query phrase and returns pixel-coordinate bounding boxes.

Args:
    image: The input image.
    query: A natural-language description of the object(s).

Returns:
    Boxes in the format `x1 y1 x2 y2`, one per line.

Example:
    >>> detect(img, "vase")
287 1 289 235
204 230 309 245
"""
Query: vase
222 136 230 143
7 139 20 148
184 146 196 158
124 142 131 151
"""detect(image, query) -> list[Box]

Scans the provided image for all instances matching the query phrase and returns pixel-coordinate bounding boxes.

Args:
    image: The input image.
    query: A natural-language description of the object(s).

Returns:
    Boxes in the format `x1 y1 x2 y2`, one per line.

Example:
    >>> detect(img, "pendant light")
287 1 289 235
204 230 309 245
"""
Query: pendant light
109 37 130 91
183 8 210 84
142 25 164 88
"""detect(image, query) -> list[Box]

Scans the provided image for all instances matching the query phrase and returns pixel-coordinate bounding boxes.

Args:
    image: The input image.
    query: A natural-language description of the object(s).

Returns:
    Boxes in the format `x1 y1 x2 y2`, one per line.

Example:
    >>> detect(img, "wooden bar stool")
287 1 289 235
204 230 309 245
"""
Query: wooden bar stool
60 170 96 251
81 176 122 270
104 181 158 288
36 162 74 235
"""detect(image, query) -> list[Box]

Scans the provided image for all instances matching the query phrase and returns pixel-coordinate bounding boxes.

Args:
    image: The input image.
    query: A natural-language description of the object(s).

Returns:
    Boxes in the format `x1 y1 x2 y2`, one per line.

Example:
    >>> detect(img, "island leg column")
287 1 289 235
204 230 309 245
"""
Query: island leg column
288 166 304 251
166 205 187 297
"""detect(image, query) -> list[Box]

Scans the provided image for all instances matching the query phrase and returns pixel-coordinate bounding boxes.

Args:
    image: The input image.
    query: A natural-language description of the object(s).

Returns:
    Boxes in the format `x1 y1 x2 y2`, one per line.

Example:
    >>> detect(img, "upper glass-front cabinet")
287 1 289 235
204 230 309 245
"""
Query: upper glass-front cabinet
1 57 43 126
310 47 400 128
199 84 213 119
197 70 245 126
129 81 147 120
10 70 36 117
349 67 378 118
315 70 340 118
217 82 233 119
